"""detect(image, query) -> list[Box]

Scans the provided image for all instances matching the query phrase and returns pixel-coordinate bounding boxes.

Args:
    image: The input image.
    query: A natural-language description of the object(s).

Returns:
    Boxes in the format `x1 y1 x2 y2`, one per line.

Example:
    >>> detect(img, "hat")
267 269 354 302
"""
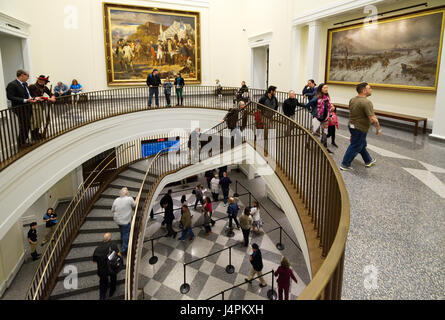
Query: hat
251 243 259 249
153 69 158 72
37 75 50 83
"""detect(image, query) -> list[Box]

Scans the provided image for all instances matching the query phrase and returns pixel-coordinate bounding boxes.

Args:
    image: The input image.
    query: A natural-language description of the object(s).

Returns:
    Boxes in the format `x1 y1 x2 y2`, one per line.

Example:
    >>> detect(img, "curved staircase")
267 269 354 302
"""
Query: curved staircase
50 160 153 300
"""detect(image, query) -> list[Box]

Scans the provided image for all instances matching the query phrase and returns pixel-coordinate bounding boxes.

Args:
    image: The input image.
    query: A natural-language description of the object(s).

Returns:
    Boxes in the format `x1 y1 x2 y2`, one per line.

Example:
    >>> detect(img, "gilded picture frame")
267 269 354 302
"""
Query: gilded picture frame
325 7 445 92
103 2 201 86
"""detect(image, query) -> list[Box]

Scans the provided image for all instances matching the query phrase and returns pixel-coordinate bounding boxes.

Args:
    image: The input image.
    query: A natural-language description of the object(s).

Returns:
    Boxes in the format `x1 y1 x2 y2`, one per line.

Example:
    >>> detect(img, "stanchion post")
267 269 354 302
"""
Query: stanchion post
222 291 225 300
276 227 285 250
248 192 252 207
225 246 235 274
180 263 190 294
267 270 278 300
233 181 239 197
149 239 158 265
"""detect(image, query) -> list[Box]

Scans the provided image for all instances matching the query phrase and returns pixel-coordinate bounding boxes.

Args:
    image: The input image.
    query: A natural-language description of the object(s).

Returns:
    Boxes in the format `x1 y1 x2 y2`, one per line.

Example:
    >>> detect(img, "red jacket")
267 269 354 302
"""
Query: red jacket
274 266 298 288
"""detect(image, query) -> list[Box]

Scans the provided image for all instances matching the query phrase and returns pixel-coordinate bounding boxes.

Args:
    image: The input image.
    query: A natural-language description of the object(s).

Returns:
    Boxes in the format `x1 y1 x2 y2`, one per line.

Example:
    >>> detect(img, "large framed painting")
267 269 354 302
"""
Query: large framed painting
326 7 445 92
103 3 201 86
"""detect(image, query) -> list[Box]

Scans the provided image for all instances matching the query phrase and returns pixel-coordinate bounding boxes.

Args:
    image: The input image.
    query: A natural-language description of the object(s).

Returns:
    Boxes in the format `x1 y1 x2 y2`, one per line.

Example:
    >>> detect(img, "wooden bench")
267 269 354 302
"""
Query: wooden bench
334 103 427 136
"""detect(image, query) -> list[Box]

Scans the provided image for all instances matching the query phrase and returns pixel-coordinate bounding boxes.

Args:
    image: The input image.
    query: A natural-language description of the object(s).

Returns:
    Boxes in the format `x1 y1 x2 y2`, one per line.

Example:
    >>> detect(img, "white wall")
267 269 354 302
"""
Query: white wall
251 45 268 90
0 33 24 107
0 0 212 92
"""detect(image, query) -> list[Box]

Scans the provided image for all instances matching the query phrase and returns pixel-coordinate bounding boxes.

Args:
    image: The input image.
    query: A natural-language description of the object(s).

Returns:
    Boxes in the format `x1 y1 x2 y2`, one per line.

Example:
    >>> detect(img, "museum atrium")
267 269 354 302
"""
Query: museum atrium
0 0 444 302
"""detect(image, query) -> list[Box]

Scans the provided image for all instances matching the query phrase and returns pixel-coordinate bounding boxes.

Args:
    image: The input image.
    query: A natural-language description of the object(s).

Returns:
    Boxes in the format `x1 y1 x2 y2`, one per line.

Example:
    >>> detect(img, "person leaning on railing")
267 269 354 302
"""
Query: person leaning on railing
28 75 56 141
6 69 37 149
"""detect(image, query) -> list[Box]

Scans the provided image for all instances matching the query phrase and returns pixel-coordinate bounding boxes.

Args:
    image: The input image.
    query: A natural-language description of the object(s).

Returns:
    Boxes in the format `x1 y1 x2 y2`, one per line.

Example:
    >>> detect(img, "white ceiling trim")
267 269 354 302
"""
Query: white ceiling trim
0 12 30 38
292 0 384 26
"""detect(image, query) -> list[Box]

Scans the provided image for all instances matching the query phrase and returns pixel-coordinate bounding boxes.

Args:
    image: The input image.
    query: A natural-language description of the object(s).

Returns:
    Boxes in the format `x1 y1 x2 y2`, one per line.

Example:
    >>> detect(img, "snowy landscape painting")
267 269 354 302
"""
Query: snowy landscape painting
326 9 445 91
103 3 201 85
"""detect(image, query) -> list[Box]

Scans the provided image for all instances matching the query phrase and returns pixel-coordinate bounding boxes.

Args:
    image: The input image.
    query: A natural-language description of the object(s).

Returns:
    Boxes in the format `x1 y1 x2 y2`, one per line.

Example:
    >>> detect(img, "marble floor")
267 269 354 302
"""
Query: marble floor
138 182 307 300
329 115 445 300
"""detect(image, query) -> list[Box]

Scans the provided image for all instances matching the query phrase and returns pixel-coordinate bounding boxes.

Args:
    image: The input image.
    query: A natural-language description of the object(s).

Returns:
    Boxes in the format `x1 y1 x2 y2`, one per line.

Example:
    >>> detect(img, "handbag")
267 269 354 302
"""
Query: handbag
107 246 123 275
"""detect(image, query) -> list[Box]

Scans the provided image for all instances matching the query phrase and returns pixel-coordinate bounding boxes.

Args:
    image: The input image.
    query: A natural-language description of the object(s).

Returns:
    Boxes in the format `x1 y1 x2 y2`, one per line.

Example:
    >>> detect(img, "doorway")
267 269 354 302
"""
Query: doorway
251 45 269 90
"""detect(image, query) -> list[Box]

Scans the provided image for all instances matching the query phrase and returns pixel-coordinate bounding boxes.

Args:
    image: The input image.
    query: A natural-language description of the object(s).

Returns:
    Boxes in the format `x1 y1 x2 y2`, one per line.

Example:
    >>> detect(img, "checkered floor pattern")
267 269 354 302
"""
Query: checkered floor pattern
138 185 305 300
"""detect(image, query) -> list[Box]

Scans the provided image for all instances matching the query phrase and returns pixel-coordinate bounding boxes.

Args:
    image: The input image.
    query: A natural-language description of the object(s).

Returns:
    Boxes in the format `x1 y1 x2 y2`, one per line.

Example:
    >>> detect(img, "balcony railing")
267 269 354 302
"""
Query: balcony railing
0 86 307 172
16 86 348 300
126 101 349 300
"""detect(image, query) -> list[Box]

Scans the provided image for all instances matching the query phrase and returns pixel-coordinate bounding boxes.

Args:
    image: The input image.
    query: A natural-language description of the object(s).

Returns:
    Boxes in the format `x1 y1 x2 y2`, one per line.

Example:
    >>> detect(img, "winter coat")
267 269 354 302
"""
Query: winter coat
210 177 220 193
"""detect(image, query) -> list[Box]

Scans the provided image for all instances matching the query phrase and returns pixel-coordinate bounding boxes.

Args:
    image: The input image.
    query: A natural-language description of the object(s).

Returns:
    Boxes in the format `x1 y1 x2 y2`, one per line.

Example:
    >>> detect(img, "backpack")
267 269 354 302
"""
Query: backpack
316 100 329 122
107 246 123 275
255 110 263 129
226 108 238 130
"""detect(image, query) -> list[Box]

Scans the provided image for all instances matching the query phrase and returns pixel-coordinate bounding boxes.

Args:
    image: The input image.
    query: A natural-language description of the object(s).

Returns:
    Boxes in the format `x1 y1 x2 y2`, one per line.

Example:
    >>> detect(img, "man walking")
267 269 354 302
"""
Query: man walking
146 69 162 108
93 233 121 300
111 187 137 255
340 82 381 171
245 243 267 288
219 171 232 206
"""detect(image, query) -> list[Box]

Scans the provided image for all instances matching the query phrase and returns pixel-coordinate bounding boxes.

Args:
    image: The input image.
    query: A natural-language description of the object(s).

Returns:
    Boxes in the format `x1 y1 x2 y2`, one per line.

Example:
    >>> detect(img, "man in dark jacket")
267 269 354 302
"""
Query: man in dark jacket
245 243 267 287
6 69 36 149
219 171 232 205
258 86 278 115
282 90 299 118
146 69 162 108
93 233 120 300
160 189 176 238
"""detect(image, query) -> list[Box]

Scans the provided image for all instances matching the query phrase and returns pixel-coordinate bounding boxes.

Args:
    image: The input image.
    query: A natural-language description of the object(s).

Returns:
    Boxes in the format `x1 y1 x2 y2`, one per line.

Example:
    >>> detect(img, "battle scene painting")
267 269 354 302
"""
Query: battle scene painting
326 9 445 91
104 3 201 85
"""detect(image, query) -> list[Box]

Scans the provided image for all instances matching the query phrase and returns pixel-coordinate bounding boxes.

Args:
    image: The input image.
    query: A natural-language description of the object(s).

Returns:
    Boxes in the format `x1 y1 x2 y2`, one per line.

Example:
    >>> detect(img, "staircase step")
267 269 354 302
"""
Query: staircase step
78 227 120 234
86 208 113 219
81 220 117 231
118 174 144 184
129 161 151 172
108 184 149 194
71 239 120 249
85 216 114 222
51 276 125 299
73 231 120 245
111 178 144 190
57 263 126 282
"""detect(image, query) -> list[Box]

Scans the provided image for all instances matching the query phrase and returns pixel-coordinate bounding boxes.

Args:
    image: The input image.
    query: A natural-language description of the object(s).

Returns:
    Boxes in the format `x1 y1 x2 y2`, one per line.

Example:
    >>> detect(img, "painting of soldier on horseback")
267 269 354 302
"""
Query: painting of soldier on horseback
326 8 445 91
103 3 201 85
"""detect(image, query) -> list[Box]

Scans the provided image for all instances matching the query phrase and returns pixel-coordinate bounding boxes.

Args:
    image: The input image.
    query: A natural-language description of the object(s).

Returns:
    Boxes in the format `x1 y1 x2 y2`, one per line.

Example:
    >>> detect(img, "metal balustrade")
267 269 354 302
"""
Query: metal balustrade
17 86 348 300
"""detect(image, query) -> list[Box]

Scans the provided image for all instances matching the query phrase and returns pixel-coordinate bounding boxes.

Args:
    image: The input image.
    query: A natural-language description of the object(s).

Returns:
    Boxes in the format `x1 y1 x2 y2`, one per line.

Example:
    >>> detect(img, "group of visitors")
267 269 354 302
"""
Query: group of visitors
26 207 59 261
6 70 84 149
146 69 185 107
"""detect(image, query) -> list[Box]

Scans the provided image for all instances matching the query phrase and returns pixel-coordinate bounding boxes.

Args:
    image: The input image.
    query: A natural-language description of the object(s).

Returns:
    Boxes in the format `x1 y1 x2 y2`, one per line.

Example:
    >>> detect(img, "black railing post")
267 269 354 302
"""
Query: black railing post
221 291 225 300
267 270 278 300
248 192 252 207
233 180 239 197
225 246 235 274
180 263 190 294
276 227 285 250
149 239 158 265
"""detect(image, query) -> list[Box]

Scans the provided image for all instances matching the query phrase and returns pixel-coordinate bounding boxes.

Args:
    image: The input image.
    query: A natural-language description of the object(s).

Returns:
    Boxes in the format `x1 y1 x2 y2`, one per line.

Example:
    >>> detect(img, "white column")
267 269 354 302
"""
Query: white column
306 21 322 82
291 26 302 90
431 38 445 141
0 49 7 110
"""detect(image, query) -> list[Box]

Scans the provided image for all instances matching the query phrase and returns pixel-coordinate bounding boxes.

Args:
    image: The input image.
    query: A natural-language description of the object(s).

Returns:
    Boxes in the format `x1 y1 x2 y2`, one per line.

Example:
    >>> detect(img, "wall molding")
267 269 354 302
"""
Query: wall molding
0 12 30 38
292 0 383 26
248 31 273 49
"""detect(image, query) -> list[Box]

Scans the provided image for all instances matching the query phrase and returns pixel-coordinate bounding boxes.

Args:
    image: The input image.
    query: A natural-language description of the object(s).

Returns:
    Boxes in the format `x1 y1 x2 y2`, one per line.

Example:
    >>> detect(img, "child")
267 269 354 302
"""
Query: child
327 105 339 148
251 201 263 232
163 77 173 107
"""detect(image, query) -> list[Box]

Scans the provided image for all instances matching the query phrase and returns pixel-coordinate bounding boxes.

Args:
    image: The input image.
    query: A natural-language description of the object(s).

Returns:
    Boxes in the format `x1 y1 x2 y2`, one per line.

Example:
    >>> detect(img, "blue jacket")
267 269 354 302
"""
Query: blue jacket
302 86 317 100
227 202 239 217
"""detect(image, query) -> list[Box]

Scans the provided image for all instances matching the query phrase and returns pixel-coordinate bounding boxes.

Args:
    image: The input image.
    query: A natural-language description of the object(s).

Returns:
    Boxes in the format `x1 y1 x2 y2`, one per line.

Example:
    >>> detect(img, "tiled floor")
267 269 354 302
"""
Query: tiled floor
329 114 445 300
139 186 306 300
